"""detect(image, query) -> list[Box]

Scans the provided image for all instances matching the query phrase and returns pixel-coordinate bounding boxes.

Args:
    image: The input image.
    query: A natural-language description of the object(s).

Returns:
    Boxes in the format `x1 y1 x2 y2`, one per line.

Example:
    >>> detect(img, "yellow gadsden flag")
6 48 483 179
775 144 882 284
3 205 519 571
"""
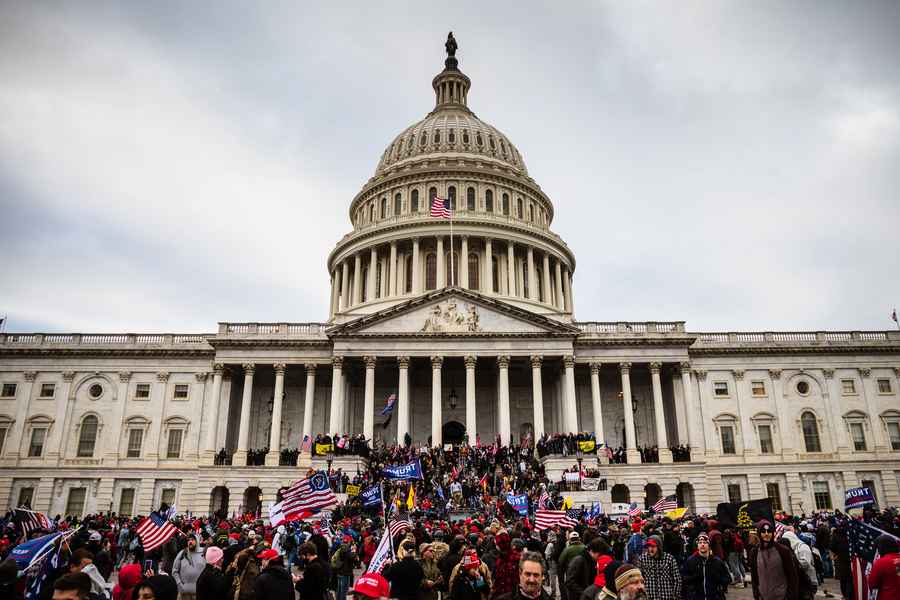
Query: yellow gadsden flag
562 496 574 510
578 440 596 453
665 507 688 520
407 484 416 510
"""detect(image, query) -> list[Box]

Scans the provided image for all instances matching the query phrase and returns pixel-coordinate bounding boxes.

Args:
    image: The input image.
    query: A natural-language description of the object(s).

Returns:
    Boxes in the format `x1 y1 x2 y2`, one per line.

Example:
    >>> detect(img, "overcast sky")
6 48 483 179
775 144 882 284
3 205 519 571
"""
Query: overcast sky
1 1 898 334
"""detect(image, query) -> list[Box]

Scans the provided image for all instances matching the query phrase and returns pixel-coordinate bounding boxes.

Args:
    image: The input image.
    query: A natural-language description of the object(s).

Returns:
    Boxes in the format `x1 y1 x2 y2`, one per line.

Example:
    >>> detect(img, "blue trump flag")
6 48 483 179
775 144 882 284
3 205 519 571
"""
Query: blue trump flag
10 531 63 570
382 459 424 481
845 486 876 509
360 485 383 508
507 493 529 516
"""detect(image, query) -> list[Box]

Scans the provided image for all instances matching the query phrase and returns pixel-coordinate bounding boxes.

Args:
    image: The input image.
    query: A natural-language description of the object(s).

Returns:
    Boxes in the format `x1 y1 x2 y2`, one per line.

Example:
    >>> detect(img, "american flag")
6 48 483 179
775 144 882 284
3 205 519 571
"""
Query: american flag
627 502 642 517
388 514 413 538
136 511 179 553
534 509 578 531
566 509 584 522
430 197 451 218
13 508 52 535
774 521 786 539
848 519 895 600
282 472 338 517
652 495 677 513
537 491 551 510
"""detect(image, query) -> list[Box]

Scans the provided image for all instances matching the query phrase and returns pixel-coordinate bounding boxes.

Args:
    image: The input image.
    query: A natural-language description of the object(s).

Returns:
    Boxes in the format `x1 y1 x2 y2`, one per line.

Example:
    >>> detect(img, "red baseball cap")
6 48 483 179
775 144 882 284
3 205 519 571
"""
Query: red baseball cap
645 538 658 547
256 549 280 560
350 574 390 599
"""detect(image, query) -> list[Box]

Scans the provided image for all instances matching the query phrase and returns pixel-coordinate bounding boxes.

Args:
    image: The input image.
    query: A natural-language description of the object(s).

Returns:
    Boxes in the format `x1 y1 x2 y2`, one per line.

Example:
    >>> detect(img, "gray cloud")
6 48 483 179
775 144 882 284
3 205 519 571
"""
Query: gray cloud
1 1 898 333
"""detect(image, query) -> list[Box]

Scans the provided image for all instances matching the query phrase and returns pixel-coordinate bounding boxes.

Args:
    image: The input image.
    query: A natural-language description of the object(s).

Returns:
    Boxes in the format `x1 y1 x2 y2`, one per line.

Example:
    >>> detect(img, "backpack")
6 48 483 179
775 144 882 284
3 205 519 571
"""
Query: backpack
282 534 297 552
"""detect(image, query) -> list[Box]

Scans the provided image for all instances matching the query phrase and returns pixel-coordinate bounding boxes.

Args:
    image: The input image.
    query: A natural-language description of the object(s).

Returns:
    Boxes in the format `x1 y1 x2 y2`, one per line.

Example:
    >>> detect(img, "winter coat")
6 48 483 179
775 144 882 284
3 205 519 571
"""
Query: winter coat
781 532 817 590
254 563 295 600
449 563 493 600
494 586 552 600
636 550 681 600
196 564 229 600
113 563 143 600
295 557 330 600
830 532 851 578
422 558 444 600
565 550 597 600
681 552 731 600
384 555 425 600
228 548 260 600
172 537 207 594
749 543 799 600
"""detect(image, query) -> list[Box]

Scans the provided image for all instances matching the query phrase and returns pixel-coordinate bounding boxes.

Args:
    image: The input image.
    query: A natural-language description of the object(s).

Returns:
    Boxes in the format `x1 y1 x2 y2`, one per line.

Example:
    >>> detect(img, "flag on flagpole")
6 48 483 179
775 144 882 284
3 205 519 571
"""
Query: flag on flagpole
380 393 397 416
893 308 898 323
12 508 52 536
406 484 416 510
534 510 578 531
537 491 550 510
652 495 677 513
300 435 312 452
388 515 413 539
430 197 451 218
136 512 179 553
281 472 338 519
627 503 642 517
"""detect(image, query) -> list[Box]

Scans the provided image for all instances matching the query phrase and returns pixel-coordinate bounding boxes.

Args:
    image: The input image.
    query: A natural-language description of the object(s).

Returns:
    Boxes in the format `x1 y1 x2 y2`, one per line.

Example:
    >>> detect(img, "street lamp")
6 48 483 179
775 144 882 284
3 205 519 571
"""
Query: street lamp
448 387 458 410
576 447 584 479
326 450 334 473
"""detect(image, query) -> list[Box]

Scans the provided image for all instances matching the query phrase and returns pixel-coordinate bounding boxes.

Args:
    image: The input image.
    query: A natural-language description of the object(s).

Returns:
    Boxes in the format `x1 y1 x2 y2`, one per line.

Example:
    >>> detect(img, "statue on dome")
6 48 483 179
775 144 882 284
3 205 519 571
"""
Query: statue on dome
445 32 458 57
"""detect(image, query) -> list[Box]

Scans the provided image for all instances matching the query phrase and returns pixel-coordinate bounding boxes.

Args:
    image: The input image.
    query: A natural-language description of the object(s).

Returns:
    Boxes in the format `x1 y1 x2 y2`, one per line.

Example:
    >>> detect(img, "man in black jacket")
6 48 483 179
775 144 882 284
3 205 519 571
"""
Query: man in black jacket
296 542 332 600
254 549 294 600
565 539 604 600
384 542 425 600
681 534 731 600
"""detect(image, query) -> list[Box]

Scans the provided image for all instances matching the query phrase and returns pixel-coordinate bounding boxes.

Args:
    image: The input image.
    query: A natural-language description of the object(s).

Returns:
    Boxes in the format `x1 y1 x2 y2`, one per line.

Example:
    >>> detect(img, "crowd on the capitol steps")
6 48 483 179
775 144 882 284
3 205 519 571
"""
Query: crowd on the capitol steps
2 435 899 600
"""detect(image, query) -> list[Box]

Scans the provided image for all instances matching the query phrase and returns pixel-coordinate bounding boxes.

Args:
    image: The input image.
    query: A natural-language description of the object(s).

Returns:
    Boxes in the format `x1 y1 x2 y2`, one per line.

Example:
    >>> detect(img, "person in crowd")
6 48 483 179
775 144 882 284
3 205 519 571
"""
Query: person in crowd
544 532 560 600
781 529 817 599
829 525 852 600
495 551 551 600
294 542 331 600
112 563 143 600
172 533 206 600
636 536 680 600
332 535 359 600
681 533 730 600
67 548 111 598
749 521 798 600
196 547 228 600
557 531 585 600
492 529 522 599
227 546 260 600
349 573 391 600
612 564 647 600
597 560 623 600
52 572 93 600
135 574 179 600
722 528 745 587
384 541 425 600
449 549 493 600
565 538 605 600
253 549 294 600
868 533 900 600
421 543 444 600
625 524 645 565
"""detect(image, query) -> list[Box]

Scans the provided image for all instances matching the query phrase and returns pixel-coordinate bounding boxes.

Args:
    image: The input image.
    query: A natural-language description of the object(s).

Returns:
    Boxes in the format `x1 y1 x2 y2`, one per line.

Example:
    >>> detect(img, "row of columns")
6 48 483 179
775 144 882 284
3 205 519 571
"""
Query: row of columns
329 236 574 315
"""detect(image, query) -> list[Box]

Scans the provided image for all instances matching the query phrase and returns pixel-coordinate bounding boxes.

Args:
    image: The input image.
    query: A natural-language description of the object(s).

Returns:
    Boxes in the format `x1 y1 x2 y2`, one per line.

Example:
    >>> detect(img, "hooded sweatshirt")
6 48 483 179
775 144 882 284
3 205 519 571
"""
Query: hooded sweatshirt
781 531 817 588
173 534 207 594
113 563 144 600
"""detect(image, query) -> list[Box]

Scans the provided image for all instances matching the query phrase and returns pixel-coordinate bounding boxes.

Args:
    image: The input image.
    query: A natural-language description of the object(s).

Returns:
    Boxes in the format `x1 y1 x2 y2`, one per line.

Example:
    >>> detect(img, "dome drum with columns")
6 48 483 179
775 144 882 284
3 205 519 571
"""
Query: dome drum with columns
1 34 899 519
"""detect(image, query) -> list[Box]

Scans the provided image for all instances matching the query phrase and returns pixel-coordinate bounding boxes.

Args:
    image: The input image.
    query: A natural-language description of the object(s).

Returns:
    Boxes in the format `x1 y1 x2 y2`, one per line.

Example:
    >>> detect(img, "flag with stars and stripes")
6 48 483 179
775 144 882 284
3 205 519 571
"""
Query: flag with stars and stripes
652 495 677 513
848 518 898 600
537 491 551 510
136 511 179 553
282 472 338 518
627 502 642 517
13 508 52 536
566 508 584 522
534 509 578 531
388 514 413 539
430 197 451 218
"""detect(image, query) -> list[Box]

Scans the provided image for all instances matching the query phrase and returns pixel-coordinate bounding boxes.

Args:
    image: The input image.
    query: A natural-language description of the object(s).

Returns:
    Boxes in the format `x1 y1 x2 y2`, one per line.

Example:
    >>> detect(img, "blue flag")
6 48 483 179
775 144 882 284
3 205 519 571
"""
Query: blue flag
10 532 63 570
507 493 529 516
382 459 424 481
380 393 397 416
845 486 876 509
360 485 383 508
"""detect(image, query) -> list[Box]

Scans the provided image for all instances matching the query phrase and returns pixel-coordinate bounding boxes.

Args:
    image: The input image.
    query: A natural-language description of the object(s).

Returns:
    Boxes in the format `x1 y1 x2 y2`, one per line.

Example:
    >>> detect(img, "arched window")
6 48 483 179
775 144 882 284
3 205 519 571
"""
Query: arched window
462 130 470 144
411 189 419 213
425 253 437 290
375 263 383 299
502 193 509 216
516 198 523 218
447 186 456 210
801 412 821 452
446 252 459 287
361 267 369 302
405 257 413 293
522 262 529 298
468 253 479 290
467 187 476 211
529 204 535 222
380 198 387 219
368 204 374 222
536 269 544 302
434 130 441 144
419 132 427 146
77 415 99 457
491 256 499 293
394 193 402 216
448 130 456 143
485 189 494 212
429 187 437 204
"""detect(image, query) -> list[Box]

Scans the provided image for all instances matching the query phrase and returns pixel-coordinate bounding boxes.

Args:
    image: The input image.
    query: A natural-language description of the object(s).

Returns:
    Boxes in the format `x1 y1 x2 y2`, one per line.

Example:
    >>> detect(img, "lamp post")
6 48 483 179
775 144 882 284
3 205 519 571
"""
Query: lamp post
576 447 584 487
326 450 334 473
449 387 458 411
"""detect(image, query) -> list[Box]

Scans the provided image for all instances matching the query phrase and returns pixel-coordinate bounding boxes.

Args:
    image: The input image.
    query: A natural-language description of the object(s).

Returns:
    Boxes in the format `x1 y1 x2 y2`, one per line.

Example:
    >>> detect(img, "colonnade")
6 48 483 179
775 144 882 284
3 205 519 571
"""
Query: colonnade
209 358 698 466
328 235 574 316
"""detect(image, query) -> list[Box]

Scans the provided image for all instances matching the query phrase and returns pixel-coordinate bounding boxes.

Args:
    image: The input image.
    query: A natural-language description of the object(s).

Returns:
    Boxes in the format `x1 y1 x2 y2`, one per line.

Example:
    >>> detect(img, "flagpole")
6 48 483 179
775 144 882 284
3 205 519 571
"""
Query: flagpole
449 210 455 287
381 481 394 560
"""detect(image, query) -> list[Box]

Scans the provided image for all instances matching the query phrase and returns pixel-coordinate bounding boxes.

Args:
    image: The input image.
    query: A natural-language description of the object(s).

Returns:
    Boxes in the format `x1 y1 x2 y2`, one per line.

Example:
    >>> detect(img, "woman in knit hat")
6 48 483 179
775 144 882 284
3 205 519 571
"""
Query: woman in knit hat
196 547 228 600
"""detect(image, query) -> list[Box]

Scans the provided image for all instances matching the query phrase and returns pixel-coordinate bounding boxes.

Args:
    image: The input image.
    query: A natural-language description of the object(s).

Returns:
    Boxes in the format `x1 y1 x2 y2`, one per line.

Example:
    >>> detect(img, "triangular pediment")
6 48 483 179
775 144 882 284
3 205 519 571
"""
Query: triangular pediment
328 288 579 337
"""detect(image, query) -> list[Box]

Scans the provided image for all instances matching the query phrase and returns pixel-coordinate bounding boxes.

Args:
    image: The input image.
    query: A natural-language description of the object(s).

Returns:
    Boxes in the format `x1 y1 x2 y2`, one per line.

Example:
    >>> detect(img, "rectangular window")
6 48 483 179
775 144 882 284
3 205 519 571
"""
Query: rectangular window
727 483 742 503
28 428 47 457
1 383 17 398
888 422 900 450
850 422 867 451
751 381 766 396
813 481 832 510
119 489 136 517
135 383 151 399
841 379 856 394
18 487 35 508
65 487 87 517
714 381 729 396
0 426 7 455
166 429 183 458
161 488 176 507
877 379 892 394
173 384 189 399
861 480 878 507
127 429 143 458
39 383 56 398
766 482 782 511
721 426 736 455
758 425 774 454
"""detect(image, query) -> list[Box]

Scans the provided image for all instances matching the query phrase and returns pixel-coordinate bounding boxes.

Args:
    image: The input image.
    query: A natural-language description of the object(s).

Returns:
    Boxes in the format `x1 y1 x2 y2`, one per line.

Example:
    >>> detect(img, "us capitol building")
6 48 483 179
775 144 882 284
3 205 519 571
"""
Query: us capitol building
1 37 899 520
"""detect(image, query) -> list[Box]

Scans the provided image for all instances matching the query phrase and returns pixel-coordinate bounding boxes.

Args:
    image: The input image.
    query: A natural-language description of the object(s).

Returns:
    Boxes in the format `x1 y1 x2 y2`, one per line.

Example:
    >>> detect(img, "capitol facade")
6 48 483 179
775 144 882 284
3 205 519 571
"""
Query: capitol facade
1 41 899 520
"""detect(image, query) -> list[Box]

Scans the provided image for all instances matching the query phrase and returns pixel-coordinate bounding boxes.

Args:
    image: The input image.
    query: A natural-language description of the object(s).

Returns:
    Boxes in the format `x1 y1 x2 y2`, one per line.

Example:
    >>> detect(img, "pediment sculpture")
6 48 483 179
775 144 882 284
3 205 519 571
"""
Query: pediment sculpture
420 300 481 333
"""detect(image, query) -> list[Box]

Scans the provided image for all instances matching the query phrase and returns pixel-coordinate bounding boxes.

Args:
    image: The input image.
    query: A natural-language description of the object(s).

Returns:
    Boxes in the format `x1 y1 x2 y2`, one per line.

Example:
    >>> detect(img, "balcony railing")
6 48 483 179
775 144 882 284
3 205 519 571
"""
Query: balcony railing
693 331 900 344
217 322 328 337
0 333 213 347
574 321 686 334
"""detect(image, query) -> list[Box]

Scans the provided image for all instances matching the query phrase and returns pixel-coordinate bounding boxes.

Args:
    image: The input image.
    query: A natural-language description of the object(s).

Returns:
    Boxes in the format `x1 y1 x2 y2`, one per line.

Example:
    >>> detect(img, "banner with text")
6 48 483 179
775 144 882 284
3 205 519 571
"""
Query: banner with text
581 477 601 491
382 459 424 481
360 485 383 508
345 485 360 497
845 486 876 509
506 493 529 516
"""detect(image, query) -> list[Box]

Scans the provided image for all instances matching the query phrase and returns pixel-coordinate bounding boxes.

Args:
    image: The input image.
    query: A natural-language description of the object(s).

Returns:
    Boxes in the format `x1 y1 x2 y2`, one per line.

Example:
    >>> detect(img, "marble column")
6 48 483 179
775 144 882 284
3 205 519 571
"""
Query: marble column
554 260 565 310
497 356 511 445
563 268 573 312
589 362 605 445
389 241 398 296
265 363 286 466
542 253 552 304
431 356 443 447
484 239 493 295
507 242 516 297
45 371 74 462
465 355 477 442
526 247 537 301
679 363 703 456
563 356 578 433
368 247 378 301
340 261 350 310
620 363 640 463
460 236 469 289
328 357 344 435
859 368 889 450
397 356 410 444
769 370 793 457
6 371 36 461
411 238 421 293
650 363 672 463
733 370 755 456
203 365 224 463
437 237 446 288
363 356 376 442
234 364 255 465
823 369 850 453
330 271 339 317
353 254 363 305
531 356 545 438
301 364 316 445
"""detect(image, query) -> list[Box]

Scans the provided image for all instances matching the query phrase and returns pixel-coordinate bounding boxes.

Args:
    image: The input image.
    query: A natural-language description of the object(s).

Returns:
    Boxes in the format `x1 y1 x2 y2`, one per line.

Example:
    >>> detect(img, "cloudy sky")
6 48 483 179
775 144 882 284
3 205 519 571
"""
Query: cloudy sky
1 1 898 333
